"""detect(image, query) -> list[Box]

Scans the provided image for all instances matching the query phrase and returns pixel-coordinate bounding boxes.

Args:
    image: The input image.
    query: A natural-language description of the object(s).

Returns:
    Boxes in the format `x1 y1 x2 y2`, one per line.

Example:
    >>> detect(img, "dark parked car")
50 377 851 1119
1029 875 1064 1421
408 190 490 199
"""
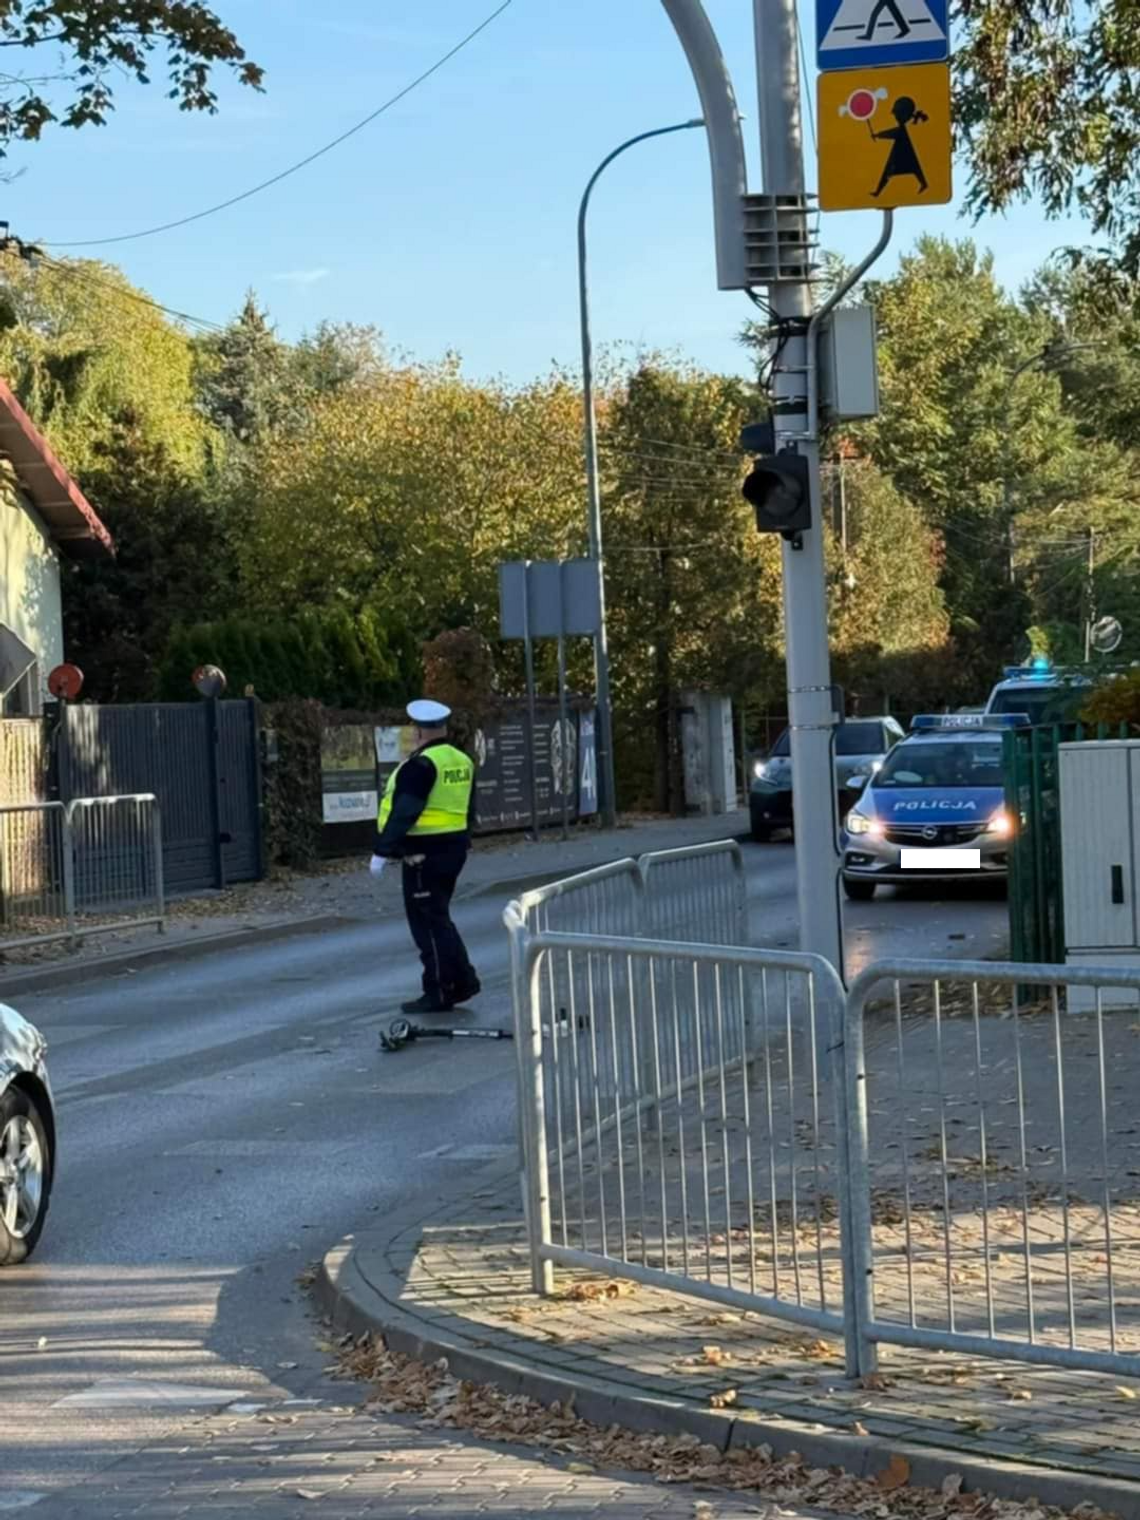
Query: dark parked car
749 717 905 842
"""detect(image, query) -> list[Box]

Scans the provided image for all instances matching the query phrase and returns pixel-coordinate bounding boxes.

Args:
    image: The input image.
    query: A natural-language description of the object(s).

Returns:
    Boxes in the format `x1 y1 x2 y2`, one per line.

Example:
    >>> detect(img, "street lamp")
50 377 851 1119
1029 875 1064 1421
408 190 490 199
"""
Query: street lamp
578 118 704 827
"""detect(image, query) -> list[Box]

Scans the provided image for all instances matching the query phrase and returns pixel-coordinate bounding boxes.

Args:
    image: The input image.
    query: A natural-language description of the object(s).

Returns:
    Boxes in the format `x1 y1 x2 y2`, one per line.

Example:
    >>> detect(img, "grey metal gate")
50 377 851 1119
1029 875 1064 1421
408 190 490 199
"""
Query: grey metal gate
59 701 262 893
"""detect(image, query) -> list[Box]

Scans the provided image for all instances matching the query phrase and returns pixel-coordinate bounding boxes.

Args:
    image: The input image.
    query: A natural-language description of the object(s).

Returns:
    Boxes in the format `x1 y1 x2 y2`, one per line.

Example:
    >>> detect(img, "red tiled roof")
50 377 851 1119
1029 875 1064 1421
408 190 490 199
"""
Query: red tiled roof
0 377 112 556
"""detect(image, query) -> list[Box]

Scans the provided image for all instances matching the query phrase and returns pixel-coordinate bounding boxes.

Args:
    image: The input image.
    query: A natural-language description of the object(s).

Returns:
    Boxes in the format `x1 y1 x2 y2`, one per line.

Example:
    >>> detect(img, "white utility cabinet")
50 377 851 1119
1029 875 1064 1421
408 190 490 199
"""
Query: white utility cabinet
1059 740 1140 1008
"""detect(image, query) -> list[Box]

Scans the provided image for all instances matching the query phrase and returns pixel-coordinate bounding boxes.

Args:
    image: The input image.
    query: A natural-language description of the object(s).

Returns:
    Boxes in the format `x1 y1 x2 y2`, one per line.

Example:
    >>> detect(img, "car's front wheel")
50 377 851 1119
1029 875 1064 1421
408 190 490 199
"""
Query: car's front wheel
843 877 876 902
0 1086 52 1265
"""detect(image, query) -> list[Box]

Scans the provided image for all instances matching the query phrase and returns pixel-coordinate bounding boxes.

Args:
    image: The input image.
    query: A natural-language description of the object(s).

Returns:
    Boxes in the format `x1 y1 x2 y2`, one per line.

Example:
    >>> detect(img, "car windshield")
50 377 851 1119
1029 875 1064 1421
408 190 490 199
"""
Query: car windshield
834 722 885 756
875 741 1004 789
769 723 887 759
989 684 1084 724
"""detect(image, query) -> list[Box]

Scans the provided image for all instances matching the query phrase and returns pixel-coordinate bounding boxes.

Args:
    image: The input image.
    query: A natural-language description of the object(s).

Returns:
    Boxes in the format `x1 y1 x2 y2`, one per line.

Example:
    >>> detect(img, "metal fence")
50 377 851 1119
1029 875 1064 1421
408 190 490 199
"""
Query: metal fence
847 958 1140 1379
511 842 751 1144
506 907 1140 1383
515 840 747 946
507 919 854 1347
0 795 164 950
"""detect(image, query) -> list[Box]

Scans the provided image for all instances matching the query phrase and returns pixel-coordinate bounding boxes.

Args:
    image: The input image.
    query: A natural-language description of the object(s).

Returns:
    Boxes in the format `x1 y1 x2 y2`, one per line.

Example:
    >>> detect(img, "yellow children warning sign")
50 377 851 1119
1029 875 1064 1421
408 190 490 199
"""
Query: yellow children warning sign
817 60 951 212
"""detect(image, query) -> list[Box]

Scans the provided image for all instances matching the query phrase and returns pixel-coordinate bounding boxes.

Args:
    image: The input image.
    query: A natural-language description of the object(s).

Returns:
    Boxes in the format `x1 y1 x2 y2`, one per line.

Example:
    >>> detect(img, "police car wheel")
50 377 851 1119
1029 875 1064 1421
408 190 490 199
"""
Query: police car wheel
843 878 876 902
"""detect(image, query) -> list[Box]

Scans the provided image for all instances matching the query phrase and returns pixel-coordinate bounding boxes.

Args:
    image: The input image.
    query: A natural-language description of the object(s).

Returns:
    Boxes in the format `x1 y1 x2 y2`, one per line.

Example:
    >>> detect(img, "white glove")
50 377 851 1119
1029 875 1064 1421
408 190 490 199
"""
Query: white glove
368 855 387 880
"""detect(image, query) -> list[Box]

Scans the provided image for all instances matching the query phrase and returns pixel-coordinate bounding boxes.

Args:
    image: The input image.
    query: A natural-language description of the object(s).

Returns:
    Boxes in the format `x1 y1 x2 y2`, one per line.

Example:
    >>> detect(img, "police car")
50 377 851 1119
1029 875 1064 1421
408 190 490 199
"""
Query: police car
841 714 1022 901
985 660 1091 724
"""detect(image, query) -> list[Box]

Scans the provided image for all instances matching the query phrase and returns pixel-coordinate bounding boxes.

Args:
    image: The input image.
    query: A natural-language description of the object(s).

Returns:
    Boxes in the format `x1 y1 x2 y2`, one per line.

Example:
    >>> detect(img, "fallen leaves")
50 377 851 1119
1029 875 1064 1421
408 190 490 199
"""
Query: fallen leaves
560 1279 634 1303
876 1454 911 1492
702 1345 733 1366
333 1333 1116 1520
1116 1385 1137 1400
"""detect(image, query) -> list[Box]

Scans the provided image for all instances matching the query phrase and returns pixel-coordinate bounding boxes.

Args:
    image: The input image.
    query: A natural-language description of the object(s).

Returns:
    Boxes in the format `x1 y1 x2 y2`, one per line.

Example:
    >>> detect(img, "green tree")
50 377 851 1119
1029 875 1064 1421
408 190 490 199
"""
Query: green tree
599 360 780 810
0 0 261 155
844 237 1130 686
194 294 294 444
237 360 585 637
292 322 387 398
826 457 949 707
0 248 209 477
955 0 1140 276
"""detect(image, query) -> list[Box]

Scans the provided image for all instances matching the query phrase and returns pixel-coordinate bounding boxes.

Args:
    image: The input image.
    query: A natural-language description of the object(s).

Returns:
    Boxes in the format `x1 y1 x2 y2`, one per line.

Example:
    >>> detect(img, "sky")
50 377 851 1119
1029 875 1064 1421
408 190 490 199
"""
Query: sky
5 0 1089 384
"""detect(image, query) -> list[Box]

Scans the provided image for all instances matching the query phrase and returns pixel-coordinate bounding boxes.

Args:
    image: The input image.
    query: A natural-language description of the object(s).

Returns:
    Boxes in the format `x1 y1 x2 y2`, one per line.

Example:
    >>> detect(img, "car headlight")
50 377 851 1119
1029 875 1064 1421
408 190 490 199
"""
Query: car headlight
753 761 767 779
847 812 872 835
986 809 1014 837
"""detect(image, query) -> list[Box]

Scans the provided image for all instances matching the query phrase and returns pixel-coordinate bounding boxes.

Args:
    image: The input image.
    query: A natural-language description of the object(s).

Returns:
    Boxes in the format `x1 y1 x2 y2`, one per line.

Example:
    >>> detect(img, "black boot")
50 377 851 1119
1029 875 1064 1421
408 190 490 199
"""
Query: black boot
400 993 453 1014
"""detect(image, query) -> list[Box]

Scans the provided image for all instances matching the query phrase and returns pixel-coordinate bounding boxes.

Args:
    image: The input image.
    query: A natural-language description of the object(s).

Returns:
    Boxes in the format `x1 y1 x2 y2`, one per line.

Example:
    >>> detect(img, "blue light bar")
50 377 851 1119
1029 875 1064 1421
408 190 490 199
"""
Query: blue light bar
911 713 1030 732
1002 661 1052 680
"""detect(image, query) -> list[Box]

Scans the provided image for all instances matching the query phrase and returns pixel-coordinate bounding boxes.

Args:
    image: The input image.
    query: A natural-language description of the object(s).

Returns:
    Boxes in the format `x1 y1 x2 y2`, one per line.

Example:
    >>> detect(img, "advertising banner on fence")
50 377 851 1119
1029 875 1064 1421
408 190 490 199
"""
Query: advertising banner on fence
336 705 600 836
320 725 378 824
578 714 598 817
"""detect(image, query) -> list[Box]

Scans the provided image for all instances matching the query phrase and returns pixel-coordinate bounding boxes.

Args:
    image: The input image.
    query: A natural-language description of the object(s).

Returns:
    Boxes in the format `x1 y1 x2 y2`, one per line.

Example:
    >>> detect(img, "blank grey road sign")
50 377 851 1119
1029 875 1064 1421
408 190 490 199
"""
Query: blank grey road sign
499 559 601 640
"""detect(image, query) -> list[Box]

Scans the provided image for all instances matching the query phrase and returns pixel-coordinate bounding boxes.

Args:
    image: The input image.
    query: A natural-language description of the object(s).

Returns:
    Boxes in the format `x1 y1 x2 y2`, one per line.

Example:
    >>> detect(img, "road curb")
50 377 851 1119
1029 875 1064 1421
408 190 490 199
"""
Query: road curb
0 913 355 996
315 1192 1140 1520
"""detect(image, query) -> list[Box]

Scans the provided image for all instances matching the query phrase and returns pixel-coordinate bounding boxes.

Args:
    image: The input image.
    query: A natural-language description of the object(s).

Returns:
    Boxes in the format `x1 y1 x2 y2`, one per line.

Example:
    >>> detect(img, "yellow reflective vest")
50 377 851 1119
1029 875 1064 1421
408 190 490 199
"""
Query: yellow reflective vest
377 743 474 836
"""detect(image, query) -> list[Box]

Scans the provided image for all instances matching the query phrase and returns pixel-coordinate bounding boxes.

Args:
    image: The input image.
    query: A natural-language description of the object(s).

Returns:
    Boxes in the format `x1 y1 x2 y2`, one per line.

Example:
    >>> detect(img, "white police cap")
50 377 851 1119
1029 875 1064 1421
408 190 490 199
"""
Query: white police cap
407 699 451 725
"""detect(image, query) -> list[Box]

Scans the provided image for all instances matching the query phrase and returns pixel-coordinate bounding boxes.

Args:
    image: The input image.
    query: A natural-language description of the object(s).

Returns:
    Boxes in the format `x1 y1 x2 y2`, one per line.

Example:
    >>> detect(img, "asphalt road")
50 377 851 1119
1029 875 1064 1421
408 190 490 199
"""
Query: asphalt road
0 845 1006 1511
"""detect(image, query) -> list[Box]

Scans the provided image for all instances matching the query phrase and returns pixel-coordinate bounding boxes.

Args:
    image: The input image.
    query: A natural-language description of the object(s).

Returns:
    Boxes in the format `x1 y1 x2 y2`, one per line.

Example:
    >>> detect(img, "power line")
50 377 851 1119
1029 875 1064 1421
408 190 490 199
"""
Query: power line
36 252 224 333
605 435 742 463
44 0 515 250
796 13 817 156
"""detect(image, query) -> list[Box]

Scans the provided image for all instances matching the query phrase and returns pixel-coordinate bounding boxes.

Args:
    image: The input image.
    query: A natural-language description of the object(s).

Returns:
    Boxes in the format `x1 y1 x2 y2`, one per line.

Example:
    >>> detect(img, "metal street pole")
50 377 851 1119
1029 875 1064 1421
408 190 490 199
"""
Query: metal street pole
1084 525 1096 664
754 0 843 975
578 118 704 828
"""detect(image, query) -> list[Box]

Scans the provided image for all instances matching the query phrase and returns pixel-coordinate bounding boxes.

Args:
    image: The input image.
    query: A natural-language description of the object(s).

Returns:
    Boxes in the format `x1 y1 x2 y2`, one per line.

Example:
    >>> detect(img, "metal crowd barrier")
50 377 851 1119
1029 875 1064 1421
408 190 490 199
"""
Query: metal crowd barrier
847 958 1140 1379
506 916 855 1349
512 841 751 1127
0 795 164 950
506 893 1140 1383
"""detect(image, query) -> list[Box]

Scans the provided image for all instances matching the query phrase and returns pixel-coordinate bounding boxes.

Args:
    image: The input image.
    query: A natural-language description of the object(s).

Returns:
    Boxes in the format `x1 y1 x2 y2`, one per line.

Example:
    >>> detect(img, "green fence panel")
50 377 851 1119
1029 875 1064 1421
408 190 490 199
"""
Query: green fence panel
1004 720 1128 964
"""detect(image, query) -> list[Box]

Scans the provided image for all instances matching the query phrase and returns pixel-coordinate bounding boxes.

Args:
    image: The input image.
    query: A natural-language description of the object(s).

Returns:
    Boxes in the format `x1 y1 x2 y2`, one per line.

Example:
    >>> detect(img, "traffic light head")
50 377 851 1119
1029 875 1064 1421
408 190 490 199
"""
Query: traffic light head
741 449 811 536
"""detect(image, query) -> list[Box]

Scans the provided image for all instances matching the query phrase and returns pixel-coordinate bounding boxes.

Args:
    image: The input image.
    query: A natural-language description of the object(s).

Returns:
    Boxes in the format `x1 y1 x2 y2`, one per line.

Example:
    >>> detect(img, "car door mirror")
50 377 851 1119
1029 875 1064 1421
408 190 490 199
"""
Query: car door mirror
847 773 867 791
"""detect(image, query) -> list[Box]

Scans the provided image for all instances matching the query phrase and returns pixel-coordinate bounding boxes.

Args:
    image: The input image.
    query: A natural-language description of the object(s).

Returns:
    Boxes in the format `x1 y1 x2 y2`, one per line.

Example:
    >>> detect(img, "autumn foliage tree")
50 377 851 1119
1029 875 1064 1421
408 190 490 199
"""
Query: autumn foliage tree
0 0 261 154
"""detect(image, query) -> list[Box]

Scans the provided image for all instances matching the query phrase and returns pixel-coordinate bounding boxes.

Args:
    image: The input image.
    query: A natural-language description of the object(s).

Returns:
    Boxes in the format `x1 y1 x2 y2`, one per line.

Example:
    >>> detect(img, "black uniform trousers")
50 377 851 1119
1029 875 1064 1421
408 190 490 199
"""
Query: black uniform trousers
401 837 478 1005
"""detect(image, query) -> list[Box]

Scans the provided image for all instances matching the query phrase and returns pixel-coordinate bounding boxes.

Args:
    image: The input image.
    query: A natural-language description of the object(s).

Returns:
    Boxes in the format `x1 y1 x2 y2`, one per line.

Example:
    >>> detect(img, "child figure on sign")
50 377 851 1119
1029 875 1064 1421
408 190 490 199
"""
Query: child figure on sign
870 95 929 197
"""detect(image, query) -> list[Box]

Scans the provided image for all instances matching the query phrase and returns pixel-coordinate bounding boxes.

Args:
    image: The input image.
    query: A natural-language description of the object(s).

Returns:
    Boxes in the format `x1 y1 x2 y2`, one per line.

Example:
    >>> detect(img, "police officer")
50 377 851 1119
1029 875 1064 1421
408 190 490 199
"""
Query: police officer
371 699 481 1014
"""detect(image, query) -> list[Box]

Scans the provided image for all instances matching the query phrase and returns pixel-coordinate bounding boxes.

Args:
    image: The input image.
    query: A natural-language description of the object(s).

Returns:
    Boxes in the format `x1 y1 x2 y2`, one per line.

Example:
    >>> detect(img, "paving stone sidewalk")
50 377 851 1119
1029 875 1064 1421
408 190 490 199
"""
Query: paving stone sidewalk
326 1165 1140 1515
21 1394 781 1519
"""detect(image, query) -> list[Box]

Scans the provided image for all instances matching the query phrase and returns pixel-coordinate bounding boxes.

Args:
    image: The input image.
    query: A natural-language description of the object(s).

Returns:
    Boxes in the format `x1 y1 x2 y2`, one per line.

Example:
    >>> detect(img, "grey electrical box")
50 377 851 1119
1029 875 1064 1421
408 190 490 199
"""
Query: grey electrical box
819 304 879 420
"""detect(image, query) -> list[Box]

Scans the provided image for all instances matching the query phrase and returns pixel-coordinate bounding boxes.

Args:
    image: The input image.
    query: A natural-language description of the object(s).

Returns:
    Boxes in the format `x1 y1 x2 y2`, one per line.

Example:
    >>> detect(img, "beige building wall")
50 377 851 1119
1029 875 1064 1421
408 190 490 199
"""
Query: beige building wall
0 460 63 711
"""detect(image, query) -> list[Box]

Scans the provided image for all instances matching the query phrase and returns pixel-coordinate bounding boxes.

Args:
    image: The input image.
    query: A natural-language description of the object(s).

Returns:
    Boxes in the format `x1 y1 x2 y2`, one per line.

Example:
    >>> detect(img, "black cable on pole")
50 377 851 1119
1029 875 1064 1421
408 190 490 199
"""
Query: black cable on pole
44 0 514 250
37 252 224 332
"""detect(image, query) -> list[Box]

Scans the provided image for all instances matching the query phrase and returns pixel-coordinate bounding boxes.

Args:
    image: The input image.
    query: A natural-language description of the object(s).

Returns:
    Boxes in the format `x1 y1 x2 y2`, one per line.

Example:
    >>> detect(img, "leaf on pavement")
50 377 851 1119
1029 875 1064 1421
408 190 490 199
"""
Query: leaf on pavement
876 1454 910 1491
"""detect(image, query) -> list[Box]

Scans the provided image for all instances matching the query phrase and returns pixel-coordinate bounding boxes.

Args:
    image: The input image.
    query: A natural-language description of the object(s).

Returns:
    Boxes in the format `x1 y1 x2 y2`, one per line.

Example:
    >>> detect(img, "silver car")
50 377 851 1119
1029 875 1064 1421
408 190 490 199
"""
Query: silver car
0 1005 54 1264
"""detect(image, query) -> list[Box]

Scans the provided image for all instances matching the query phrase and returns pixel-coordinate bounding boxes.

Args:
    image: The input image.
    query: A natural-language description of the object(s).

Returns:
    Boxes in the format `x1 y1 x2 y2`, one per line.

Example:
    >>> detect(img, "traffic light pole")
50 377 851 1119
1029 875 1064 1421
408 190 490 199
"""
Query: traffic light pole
754 0 844 977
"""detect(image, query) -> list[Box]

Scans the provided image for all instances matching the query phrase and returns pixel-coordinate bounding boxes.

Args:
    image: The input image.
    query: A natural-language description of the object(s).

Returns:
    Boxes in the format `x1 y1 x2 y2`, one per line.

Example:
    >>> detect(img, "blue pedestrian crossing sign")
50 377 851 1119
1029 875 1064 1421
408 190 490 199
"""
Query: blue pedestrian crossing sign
816 0 949 72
